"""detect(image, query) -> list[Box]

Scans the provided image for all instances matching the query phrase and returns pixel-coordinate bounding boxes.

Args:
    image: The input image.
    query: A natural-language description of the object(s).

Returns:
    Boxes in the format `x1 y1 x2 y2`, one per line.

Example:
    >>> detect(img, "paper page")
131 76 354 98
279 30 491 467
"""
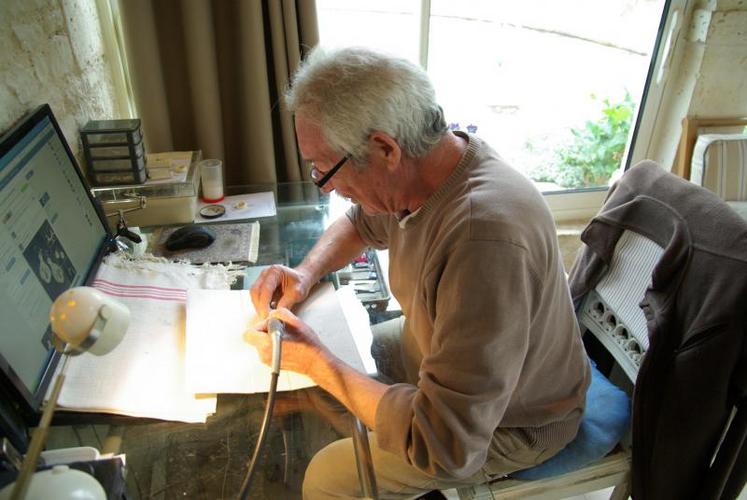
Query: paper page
195 192 276 223
336 285 377 375
185 283 366 394
53 254 233 423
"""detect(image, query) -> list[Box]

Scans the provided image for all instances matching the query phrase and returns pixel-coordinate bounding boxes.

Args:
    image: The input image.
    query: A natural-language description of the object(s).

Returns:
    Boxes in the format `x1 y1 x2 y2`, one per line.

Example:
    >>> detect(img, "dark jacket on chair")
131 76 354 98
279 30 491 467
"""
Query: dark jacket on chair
568 160 747 499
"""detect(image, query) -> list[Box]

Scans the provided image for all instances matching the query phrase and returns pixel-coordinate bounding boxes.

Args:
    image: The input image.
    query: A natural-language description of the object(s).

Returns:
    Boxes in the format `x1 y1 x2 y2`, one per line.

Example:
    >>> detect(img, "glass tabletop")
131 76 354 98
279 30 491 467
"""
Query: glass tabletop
232 182 337 268
46 182 367 499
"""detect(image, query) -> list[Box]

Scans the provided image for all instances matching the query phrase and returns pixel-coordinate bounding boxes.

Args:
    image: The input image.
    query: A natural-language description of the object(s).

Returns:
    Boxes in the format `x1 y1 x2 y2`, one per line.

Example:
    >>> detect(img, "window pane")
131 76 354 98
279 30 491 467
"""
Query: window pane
430 0 664 190
316 0 421 64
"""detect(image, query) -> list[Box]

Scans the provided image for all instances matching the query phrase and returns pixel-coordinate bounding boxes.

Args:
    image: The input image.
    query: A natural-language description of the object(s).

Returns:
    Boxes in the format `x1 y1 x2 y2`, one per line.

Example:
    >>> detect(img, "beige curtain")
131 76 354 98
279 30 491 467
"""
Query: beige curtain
118 0 318 186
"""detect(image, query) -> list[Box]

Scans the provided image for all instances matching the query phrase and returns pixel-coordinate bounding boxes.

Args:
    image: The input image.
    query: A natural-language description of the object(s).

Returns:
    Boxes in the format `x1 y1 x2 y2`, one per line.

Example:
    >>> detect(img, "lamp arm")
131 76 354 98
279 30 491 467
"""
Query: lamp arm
10 355 70 500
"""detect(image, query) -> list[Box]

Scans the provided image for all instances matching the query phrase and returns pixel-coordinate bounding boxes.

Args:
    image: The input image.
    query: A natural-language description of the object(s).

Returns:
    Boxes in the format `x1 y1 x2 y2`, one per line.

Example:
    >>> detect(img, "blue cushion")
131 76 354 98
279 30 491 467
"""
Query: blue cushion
511 362 630 480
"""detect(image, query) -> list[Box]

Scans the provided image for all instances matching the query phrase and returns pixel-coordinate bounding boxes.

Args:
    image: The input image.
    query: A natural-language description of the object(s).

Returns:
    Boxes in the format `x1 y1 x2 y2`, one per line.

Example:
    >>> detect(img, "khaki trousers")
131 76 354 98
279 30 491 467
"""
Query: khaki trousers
302 317 562 499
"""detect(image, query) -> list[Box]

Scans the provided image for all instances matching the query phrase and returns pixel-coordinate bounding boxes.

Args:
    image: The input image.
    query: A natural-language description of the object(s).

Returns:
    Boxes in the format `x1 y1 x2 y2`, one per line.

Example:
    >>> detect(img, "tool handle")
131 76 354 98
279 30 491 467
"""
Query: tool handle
268 318 284 375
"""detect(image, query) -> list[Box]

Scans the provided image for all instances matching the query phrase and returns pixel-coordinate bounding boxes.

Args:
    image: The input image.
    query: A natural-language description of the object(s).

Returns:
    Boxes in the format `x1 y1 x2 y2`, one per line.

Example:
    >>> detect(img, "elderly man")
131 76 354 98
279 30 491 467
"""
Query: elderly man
246 46 590 499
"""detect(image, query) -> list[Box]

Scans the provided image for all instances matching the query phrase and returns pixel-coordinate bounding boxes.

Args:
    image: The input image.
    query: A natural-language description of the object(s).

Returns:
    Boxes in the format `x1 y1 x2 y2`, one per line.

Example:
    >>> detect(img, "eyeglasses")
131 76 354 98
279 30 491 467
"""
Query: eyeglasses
309 153 352 188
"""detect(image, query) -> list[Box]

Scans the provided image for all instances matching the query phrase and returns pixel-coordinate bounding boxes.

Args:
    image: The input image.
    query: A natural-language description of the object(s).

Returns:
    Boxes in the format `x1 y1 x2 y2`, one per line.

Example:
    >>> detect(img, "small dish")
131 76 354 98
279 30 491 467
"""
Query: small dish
199 204 226 219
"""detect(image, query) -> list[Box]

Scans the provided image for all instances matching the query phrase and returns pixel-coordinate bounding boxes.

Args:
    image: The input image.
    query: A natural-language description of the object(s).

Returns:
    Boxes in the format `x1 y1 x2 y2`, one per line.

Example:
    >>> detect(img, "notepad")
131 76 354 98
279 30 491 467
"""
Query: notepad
185 283 367 394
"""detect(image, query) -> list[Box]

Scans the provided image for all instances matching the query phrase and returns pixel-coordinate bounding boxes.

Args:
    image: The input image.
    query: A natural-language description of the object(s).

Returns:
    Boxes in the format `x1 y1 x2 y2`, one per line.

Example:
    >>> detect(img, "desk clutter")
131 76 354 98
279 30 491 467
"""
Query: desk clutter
90 151 201 232
88 146 278 234
81 118 146 186
337 250 389 312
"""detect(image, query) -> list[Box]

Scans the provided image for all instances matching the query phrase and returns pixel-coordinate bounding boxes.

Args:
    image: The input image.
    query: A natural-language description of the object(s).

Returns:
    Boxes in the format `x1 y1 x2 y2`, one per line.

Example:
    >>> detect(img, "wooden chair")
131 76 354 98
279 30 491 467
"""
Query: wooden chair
672 116 747 181
684 119 747 220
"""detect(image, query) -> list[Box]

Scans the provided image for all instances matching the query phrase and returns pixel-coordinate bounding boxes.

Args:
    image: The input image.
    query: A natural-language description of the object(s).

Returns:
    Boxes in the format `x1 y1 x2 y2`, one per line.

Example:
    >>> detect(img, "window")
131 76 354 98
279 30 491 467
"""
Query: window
317 0 669 219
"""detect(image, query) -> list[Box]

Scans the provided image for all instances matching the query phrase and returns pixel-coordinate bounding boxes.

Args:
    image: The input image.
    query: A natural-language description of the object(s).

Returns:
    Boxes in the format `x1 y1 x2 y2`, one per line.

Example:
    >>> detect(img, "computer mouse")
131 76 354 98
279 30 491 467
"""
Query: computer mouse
165 224 216 251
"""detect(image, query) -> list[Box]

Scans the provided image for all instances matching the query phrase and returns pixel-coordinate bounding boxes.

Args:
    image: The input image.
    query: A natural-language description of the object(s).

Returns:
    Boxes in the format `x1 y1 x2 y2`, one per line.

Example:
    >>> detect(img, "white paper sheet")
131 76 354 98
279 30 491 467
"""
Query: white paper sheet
185 283 367 394
337 285 377 375
195 192 276 223
52 253 239 423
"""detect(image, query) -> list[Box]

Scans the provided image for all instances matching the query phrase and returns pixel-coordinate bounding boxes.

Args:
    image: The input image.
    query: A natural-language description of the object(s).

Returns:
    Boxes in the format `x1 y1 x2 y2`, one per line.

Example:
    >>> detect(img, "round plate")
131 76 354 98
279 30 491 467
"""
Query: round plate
199 204 226 219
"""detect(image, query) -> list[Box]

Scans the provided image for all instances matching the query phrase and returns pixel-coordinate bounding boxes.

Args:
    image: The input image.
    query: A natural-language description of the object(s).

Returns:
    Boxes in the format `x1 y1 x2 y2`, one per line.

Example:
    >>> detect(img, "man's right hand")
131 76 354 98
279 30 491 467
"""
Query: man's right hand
249 265 314 319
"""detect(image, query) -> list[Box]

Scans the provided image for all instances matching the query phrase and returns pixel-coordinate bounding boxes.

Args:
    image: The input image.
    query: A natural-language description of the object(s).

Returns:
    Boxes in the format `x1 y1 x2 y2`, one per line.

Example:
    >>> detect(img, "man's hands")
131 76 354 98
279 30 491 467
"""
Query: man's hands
249 265 315 319
244 306 386 431
244 308 330 376
244 216 384 429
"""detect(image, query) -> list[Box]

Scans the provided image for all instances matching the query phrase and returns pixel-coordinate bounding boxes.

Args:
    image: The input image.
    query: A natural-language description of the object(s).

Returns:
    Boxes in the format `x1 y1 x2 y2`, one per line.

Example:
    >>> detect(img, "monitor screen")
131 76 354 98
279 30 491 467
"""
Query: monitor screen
0 104 111 415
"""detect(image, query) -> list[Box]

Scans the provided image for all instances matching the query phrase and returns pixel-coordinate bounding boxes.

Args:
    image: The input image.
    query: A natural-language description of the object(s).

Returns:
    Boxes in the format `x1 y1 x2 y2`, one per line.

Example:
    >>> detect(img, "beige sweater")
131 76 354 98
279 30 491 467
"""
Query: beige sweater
347 134 590 480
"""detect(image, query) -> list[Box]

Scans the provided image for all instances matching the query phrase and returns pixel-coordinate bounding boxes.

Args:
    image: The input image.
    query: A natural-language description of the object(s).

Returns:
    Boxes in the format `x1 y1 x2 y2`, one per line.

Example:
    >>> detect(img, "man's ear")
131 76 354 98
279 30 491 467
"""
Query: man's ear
369 131 401 170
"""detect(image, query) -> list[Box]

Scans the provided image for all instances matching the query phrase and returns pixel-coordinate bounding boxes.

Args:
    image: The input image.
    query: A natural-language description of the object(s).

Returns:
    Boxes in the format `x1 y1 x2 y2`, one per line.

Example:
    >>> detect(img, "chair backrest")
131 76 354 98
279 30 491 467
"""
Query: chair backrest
577 230 663 383
690 133 747 201
672 115 747 180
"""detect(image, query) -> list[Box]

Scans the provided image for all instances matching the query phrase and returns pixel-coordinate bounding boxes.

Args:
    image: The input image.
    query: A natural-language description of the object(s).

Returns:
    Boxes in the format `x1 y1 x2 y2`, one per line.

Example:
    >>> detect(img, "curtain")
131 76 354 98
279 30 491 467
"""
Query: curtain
117 0 318 186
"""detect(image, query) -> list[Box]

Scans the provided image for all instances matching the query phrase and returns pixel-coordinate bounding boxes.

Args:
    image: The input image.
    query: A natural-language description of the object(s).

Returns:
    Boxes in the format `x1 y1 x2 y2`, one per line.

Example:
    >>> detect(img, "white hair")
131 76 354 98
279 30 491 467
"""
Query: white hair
285 46 447 164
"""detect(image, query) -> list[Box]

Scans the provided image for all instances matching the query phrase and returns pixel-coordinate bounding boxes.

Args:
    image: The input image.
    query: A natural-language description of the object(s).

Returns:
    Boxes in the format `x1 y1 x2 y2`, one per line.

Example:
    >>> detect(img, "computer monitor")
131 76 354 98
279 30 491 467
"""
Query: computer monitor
0 104 112 431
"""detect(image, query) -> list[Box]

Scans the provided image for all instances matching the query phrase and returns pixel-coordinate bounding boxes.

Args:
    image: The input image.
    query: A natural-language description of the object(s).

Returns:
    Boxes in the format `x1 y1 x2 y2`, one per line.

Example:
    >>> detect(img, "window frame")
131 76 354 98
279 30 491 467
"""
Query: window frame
625 0 690 170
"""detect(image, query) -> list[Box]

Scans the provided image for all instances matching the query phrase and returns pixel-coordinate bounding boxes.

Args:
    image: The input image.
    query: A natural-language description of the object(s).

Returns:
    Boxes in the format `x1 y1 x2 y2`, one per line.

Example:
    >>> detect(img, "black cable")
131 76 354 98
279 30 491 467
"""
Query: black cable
238 318 285 499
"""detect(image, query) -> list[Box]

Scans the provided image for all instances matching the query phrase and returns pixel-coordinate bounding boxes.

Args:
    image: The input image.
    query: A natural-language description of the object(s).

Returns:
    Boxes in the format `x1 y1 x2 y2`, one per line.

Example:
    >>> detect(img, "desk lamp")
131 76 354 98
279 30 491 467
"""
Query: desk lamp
3 287 130 500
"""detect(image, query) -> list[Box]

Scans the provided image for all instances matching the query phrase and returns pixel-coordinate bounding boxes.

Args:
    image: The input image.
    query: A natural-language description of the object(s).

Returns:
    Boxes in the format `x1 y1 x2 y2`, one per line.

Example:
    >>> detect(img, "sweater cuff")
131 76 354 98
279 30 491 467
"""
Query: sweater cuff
375 383 418 458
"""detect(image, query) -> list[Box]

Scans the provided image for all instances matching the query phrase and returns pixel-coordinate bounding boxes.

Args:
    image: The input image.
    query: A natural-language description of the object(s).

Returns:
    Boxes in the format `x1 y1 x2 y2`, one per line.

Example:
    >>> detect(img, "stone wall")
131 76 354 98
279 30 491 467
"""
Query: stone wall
0 0 119 158
557 220 589 273
689 0 747 117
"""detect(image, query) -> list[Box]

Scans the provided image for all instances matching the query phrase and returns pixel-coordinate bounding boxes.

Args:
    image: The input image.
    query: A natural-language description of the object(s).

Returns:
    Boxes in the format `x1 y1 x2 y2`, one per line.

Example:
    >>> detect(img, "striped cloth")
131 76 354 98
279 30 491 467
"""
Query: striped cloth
54 252 241 423
92 278 187 302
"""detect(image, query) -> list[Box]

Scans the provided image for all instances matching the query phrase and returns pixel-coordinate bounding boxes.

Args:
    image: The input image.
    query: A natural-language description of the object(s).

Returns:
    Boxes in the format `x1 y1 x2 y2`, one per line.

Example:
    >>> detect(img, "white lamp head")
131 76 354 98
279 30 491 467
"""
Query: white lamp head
49 286 129 356
0 465 106 500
